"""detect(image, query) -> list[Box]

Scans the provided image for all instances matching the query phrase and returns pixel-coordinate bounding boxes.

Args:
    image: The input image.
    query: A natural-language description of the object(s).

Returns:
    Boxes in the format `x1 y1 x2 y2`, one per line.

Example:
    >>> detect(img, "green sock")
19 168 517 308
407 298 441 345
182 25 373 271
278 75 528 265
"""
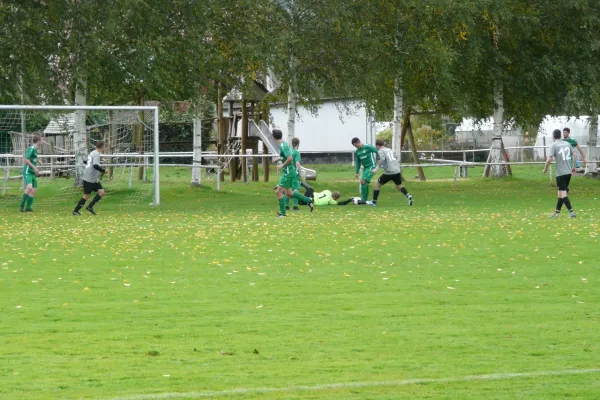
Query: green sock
279 198 286 215
284 196 290 208
20 194 28 208
293 191 311 204
361 184 369 201
26 195 34 210
293 192 299 206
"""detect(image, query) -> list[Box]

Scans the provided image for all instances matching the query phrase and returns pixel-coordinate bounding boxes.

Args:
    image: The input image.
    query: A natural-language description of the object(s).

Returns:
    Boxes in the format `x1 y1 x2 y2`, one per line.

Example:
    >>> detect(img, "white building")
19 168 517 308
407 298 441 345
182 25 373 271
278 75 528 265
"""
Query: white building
268 99 375 152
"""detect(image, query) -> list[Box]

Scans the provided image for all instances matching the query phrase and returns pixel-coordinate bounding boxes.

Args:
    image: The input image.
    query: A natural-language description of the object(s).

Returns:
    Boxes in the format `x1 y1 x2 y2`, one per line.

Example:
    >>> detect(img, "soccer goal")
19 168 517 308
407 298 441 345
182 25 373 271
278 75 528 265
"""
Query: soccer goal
0 105 160 208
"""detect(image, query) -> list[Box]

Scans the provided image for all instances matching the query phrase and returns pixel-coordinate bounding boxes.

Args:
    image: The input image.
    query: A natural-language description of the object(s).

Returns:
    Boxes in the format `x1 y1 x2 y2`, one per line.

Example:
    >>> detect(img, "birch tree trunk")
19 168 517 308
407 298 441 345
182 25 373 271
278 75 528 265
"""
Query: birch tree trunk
392 76 403 159
286 54 297 144
484 82 507 177
405 114 426 181
191 117 202 186
587 111 598 173
73 79 87 187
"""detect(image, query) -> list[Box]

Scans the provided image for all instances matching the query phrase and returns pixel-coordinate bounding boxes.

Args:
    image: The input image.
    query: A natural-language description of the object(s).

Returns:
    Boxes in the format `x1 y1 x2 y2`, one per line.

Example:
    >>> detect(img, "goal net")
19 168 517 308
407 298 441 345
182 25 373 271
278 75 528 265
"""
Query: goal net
0 105 160 209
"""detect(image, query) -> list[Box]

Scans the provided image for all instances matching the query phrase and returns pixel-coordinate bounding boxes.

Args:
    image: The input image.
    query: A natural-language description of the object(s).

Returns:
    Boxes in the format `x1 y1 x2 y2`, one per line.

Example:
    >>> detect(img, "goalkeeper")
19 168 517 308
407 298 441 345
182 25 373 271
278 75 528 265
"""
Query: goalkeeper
73 141 106 216
301 185 370 206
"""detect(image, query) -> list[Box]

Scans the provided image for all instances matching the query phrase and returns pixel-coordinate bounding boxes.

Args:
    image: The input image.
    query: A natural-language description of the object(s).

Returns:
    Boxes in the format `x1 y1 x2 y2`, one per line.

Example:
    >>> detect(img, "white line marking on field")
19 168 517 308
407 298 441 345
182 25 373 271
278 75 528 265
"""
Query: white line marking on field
108 368 600 400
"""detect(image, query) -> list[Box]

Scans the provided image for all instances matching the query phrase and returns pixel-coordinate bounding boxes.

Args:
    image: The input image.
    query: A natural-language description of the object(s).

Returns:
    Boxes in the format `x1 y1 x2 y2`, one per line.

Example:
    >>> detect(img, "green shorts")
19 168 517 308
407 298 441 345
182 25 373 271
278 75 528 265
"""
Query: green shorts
361 170 375 183
23 174 37 188
278 173 294 189
292 174 300 191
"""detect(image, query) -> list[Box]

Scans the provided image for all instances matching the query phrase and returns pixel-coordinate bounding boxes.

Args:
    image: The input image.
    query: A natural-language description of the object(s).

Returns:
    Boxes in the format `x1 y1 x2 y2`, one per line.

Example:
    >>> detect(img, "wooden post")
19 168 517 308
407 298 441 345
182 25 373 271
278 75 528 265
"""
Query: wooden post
241 101 248 183
251 139 259 181
260 103 271 182
263 142 270 182
217 84 225 182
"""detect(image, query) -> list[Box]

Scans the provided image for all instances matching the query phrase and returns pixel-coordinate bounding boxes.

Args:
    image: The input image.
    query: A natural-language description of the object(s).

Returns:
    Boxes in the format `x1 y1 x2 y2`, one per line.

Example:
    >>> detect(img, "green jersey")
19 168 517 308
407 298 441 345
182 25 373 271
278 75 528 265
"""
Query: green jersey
564 137 578 147
23 145 38 175
279 141 296 176
292 148 301 174
313 190 338 206
354 144 378 173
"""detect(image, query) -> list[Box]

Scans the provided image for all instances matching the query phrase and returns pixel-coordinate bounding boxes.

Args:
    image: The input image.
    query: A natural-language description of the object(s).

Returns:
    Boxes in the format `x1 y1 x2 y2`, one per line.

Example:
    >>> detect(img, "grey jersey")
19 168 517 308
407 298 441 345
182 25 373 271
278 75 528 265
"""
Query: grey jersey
82 150 102 183
550 140 573 177
378 147 401 174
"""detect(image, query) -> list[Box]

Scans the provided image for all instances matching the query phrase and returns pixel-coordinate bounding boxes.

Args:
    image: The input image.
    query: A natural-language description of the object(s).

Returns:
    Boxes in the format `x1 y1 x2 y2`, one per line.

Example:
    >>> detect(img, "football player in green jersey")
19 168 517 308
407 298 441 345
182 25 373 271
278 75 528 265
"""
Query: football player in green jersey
20 134 42 212
283 137 303 211
351 137 379 201
562 127 587 167
273 129 314 217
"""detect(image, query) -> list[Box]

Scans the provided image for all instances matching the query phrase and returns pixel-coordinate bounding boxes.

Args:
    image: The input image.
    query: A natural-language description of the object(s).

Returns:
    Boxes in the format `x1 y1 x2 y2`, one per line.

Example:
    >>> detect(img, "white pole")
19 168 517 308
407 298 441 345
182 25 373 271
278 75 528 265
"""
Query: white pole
2 164 8 196
153 108 160 205
128 166 133 189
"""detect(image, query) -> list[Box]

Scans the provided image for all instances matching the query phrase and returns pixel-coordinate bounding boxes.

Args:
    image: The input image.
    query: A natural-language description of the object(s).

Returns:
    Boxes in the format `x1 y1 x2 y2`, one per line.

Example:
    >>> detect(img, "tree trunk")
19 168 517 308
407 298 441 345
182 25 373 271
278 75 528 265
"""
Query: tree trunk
191 117 202 186
484 82 508 177
392 76 403 159
287 54 297 144
107 111 115 180
587 111 598 173
135 95 145 181
405 114 426 181
73 79 87 187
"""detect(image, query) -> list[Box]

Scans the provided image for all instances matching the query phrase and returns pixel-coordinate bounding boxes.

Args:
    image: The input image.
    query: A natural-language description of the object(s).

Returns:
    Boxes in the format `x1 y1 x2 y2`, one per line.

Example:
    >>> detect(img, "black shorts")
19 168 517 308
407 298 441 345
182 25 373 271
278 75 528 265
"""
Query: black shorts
556 174 571 191
378 173 403 186
83 180 103 195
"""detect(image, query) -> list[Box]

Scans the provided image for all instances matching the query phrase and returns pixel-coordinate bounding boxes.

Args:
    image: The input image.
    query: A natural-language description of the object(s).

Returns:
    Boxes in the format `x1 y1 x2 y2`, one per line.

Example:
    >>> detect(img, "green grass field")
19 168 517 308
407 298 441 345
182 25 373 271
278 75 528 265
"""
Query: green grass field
1 164 599 399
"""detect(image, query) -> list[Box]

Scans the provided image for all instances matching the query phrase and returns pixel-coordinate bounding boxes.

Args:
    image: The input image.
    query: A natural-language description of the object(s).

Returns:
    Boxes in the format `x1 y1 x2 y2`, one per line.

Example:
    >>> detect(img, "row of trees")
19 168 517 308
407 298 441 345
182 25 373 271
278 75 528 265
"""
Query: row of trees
1 0 599 161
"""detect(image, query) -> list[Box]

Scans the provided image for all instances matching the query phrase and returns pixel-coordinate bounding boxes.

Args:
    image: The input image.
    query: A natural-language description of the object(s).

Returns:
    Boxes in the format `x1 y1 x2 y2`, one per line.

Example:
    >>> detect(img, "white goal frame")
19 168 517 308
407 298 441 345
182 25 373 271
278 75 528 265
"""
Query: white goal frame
0 104 160 205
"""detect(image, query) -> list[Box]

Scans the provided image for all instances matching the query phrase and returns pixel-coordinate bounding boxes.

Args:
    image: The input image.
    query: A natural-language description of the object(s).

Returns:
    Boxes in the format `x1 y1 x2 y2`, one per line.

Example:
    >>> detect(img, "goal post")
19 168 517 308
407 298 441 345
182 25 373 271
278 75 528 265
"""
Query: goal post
0 104 160 207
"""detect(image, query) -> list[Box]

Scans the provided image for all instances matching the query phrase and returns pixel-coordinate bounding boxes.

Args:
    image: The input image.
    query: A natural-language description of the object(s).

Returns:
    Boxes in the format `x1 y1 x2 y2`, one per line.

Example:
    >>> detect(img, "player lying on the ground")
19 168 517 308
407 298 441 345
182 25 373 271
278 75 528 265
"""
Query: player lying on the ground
299 184 372 206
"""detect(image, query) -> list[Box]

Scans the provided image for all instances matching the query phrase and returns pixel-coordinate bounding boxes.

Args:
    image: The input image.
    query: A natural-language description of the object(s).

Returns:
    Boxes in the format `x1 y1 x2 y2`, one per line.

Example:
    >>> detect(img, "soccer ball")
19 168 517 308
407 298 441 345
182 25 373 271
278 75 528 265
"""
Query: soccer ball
352 197 361 205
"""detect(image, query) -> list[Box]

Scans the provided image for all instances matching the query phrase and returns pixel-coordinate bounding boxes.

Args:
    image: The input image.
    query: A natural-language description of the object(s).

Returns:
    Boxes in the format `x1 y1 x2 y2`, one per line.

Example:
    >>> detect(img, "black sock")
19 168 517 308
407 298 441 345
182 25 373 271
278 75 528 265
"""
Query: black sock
562 197 573 212
373 190 380 202
74 198 86 212
555 198 563 212
400 187 409 196
89 194 102 208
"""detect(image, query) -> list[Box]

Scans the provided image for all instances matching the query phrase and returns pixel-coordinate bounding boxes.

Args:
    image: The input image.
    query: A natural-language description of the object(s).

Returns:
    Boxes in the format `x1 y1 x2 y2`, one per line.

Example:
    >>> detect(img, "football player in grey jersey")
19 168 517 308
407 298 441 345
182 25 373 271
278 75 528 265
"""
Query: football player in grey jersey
543 129 576 218
369 139 412 206
73 141 106 215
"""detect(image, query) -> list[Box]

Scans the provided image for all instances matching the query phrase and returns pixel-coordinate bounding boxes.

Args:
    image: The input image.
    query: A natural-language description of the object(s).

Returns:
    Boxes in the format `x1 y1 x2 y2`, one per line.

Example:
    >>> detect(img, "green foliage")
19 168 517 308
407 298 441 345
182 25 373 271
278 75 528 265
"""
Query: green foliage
376 128 392 146
0 0 598 127
413 125 443 149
